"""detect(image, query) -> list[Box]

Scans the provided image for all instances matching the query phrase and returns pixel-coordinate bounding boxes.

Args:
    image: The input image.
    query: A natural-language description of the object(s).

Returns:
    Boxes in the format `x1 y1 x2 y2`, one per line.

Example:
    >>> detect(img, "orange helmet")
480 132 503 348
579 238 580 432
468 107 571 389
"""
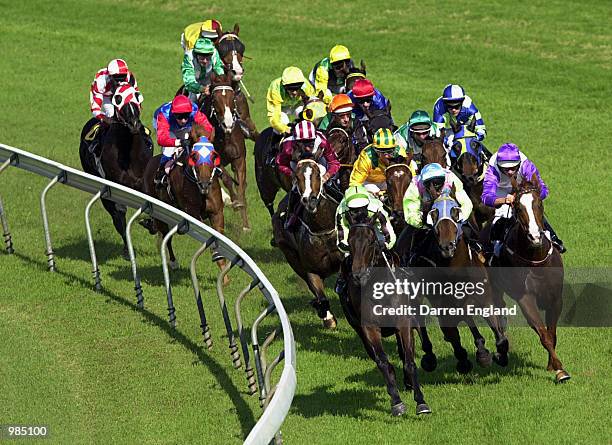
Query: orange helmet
329 94 353 114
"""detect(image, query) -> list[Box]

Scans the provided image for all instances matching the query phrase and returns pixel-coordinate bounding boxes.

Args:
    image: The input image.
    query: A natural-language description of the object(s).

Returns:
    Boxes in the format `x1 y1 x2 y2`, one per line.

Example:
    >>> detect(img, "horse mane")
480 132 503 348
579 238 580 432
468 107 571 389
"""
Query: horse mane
211 71 234 87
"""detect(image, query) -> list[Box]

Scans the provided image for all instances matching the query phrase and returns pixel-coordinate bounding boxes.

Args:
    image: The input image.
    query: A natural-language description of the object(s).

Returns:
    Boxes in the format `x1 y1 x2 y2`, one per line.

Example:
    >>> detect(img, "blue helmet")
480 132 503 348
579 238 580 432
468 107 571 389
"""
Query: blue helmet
420 163 446 183
442 84 465 102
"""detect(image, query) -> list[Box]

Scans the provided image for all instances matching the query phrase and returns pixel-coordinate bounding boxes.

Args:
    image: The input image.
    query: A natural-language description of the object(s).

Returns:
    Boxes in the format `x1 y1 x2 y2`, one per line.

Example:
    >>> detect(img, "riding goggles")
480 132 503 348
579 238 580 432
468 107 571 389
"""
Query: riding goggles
424 177 445 190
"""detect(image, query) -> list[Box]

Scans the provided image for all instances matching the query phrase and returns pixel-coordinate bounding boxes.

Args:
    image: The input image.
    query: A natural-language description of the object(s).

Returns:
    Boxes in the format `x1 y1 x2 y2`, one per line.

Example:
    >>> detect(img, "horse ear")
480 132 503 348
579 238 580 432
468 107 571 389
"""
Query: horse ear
426 208 439 227
451 206 461 222
233 23 240 35
317 90 325 101
360 59 366 73
510 175 519 192
450 182 456 199
531 172 540 191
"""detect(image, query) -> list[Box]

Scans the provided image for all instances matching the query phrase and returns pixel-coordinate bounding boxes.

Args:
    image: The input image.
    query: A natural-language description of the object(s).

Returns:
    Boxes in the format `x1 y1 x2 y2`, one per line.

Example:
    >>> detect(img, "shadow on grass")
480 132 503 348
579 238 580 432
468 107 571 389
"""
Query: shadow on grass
12 252 258 439
290 384 387 419
55 237 125 262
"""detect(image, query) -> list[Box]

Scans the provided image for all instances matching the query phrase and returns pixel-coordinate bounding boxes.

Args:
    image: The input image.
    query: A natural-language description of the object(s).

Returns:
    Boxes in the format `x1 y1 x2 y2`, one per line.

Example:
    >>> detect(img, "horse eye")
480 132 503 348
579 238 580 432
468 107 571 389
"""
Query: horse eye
113 95 123 106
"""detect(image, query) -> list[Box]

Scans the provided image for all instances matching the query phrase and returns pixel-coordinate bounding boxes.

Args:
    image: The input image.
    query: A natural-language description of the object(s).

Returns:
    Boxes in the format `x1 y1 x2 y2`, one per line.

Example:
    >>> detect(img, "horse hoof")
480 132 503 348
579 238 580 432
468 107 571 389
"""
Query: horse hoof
476 349 493 368
270 237 277 247
391 402 406 417
169 259 179 271
322 313 337 330
416 403 432 415
122 247 131 261
421 353 438 372
242 226 251 233
555 370 571 383
456 360 473 374
493 352 509 368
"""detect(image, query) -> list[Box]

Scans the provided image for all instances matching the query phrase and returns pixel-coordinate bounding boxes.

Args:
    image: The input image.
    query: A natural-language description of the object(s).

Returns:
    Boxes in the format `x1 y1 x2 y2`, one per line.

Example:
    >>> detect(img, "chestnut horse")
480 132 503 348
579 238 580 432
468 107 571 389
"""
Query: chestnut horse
208 72 250 231
79 83 152 258
421 139 449 168
271 159 342 328
488 175 570 382
341 212 431 416
384 160 413 235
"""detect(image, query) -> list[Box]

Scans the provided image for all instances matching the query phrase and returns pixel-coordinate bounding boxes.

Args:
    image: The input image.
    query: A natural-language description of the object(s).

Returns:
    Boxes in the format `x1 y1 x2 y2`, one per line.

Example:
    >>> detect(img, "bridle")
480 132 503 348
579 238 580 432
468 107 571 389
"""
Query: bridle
210 85 238 133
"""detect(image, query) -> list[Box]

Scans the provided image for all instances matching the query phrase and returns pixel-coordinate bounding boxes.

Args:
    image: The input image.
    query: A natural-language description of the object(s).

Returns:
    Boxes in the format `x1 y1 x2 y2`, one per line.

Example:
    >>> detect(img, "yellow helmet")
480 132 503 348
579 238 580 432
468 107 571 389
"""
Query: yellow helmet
372 128 397 151
329 45 351 64
281 66 306 85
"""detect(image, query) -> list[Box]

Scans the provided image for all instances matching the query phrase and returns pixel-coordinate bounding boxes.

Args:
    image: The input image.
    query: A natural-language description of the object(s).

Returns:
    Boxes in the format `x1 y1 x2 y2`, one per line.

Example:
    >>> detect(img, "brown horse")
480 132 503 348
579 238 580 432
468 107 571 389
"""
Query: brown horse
79 83 152 258
271 159 342 328
384 161 413 235
344 61 367 92
208 72 250 231
421 139 449 168
488 175 570 382
326 126 356 191
215 24 259 142
142 128 227 280
341 213 431 416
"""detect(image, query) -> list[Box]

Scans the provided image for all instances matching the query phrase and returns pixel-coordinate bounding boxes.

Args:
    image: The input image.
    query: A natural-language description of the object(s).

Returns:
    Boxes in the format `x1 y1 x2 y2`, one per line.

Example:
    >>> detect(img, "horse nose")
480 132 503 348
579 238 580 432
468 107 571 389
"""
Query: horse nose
528 233 542 245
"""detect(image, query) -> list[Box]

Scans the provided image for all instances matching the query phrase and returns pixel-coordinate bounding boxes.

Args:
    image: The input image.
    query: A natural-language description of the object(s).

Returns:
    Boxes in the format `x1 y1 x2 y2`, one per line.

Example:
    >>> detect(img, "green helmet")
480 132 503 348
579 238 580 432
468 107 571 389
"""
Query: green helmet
345 185 370 209
193 37 215 55
408 110 432 129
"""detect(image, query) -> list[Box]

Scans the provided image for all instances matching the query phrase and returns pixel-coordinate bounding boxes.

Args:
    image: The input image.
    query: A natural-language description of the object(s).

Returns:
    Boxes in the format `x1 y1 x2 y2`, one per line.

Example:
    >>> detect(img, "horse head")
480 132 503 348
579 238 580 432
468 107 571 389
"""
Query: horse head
216 24 245 82
367 111 394 136
426 185 463 258
347 212 381 288
327 127 353 164
454 137 484 184
422 139 449 168
511 173 545 247
210 72 237 134
385 161 412 222
112 82 143 134
294 158 324 213
187 137 221 196
345 61 367 92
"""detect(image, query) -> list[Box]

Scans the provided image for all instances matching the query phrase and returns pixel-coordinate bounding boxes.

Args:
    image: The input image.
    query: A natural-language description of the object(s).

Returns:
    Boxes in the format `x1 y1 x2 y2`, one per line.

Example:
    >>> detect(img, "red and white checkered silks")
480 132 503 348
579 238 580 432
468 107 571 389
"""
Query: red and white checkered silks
90 65 139 120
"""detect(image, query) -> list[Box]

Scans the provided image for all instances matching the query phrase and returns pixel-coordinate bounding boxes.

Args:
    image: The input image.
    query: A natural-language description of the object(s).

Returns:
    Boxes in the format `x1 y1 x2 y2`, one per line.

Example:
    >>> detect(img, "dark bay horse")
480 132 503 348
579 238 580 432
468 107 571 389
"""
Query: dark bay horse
142 129 228 282
488 175 569 382
421 139 449 168
396 191 509 373
384 160 413 235
341 212 431 416
215 24 259 142
79 83 152 258
271 159 342 328
326 126 356 191
209 72 250 231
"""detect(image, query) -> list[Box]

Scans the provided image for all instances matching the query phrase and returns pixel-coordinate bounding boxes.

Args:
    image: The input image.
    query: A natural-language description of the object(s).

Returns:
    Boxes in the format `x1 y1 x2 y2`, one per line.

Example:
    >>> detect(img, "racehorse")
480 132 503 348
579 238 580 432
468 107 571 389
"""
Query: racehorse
79 82 152 258
271 159 342 328
344 61 367 92
421 139 449 168
215 24 259 142
384 160 413 235
326 126 356 191
142 127 228 280
208 72 250 231
341 211 431 416
396 190 509 373
487 175 570 382
451 136 494 230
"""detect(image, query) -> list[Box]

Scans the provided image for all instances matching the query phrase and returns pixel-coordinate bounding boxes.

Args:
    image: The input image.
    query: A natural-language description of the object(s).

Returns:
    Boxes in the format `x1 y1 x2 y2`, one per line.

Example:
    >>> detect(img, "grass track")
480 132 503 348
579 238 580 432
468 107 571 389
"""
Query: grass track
0 1 610 444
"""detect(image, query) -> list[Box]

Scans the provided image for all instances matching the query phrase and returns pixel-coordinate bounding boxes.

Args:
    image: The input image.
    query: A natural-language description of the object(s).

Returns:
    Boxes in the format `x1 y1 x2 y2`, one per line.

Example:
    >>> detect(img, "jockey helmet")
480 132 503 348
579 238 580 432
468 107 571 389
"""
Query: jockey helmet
171 95 193 114
329 94 354 114
408 110 432 133
193 38 215 55
420 163 446 187
293 120 316 141
329 45 351 64
281 66 306 86
372 128 396 152
200 19 222 39
107 59 129 76
351 79 375 98
345 185 370 209
496 143 521 168
442 84 465 103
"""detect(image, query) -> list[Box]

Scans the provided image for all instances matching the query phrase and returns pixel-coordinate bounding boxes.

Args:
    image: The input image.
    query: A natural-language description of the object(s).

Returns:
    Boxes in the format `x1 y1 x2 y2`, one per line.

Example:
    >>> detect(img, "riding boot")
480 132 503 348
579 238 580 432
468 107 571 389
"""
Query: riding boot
284 191 301 230
489 218 509 257
335 257 351 296
154 162 167 190
543 217 567 253
266 132 283 167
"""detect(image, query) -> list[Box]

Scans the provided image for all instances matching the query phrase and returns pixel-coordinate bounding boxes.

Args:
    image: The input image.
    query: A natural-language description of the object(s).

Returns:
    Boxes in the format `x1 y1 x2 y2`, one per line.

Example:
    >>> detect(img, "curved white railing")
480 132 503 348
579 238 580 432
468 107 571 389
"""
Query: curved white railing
0 143 295 445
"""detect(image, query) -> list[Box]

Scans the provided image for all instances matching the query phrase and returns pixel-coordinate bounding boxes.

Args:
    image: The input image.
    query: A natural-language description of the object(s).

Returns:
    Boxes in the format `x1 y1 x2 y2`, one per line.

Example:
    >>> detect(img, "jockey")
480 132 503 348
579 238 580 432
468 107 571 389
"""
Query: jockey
321 94 369 153
349 128 417 195
181 19 223 52
152 95 214 186
182 37 224 101
347 78 393 125
267 66 317 135
277 120 340 229
433 84 487 152
309 44 355 99
394 110 441 170
334 185 396 296
90 59 139 125
401 163 473 259
481 143 566 254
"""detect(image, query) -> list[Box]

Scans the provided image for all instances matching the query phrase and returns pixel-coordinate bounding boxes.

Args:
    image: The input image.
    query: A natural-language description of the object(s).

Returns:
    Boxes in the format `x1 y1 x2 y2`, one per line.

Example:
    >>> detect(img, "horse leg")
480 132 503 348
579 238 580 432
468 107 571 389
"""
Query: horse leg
545 295 570 381
305 272 337 329
101 198 129 260
358 327 405 416
208 210 230 286
517 293 569 382
399 326 431 415
232 157 250 231
465 317 493 367
417 317 438 372
440 322 473 374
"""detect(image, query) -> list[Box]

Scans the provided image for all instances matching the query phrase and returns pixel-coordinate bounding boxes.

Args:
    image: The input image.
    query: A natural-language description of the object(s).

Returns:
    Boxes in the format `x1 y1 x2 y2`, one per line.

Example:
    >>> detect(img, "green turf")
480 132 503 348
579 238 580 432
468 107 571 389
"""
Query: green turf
0 0 611 444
